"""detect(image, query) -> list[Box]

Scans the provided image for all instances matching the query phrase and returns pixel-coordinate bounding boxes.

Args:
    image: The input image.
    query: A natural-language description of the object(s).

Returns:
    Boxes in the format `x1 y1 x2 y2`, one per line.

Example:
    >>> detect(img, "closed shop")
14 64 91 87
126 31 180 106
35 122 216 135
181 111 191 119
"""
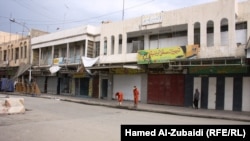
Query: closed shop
113 74 142 101
148 74 185 106
187 75 250 112
75 77 90 96
47 76 58 94
35 76 45 93
92 75 99 98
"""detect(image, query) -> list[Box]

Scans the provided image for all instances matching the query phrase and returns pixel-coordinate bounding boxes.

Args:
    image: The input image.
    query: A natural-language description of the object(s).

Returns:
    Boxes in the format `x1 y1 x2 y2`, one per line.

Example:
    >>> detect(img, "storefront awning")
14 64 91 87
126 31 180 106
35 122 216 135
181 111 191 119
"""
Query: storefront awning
85 64 141 70
82 57 99 75
82 56 99 67
49 65 61 74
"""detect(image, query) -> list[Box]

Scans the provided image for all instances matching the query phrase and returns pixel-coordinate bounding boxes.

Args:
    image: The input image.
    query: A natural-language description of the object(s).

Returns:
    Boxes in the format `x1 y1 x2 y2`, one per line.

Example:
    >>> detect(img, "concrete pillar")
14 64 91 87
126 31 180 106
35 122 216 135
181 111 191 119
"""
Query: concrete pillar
66 43 69 61
122 33 127 54
228 18 236 56
107 36 111 55
52 45 54 65
39 48 41 66
144 34 149 50
85 40 88 57
214 20 221 47
200 22 207 48
114 34 119 54
188 23 194 45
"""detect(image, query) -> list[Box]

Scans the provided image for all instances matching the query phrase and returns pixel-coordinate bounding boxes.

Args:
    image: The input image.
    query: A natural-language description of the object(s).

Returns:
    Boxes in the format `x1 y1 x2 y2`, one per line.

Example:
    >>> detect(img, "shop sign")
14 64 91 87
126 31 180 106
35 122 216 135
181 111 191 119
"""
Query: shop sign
109 68 145 74
137 45 199 64
73 72 86 78
142 14 162 26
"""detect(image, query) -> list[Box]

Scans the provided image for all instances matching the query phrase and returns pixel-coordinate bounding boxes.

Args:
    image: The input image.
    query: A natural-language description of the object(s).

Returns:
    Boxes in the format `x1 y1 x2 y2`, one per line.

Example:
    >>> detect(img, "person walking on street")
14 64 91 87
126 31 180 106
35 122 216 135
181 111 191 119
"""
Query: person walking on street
115 91 123 106
133 86 139 108
193 88 200 109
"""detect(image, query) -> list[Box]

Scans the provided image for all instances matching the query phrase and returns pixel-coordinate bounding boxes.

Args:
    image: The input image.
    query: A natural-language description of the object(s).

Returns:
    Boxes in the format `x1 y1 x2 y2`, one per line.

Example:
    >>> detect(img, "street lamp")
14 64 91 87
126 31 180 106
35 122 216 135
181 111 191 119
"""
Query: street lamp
9 18 32 83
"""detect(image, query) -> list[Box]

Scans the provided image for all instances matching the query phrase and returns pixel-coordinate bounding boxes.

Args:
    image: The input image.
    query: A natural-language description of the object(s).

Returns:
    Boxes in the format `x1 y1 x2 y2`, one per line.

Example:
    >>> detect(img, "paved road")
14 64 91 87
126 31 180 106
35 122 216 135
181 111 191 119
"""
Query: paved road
1 92 250 122
0 94 249 141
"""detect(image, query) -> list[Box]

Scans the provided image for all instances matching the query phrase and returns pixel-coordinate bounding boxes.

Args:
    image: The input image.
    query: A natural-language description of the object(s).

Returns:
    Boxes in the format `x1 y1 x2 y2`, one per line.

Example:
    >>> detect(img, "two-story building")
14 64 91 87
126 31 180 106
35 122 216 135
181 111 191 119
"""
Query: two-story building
87 0 250 111
31 25 100 96
0 30 48 92
30 0 250 112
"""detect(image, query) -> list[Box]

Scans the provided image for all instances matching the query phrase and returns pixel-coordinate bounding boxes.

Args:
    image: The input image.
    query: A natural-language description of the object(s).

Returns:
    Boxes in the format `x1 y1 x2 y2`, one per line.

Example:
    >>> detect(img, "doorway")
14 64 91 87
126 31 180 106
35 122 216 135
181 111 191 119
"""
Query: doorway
101 79 108 99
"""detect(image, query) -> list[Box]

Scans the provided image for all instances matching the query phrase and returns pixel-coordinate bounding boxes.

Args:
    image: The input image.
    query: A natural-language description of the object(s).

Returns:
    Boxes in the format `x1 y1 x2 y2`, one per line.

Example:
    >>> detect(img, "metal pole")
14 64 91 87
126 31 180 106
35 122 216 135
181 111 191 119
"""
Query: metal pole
9 18 32 83
122 0 125 20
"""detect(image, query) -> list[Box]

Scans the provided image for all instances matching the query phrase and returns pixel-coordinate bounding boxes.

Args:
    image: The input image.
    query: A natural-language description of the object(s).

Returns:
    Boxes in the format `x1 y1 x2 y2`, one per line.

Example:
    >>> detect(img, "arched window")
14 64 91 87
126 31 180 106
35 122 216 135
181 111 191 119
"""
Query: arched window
111 36 115 55
104 37 107 55
207 20 214 47
221 18 229 46
194 22 200 45
118 34 122 54
20 42 23 59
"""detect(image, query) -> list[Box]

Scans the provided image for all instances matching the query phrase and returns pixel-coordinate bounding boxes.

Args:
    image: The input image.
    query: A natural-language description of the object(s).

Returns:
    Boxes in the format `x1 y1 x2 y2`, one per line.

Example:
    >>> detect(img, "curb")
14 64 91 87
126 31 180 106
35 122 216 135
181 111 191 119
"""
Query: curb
2 93 250 122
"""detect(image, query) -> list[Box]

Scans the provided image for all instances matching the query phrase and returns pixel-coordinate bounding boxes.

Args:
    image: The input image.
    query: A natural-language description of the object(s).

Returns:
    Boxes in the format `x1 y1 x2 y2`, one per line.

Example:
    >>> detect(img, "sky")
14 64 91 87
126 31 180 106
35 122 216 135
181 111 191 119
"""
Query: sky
0 0 246 35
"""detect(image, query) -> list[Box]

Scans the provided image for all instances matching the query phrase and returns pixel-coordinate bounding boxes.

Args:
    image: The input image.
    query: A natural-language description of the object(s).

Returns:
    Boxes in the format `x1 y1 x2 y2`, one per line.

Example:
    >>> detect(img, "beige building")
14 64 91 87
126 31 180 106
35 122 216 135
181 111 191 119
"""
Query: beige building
0 29 48 92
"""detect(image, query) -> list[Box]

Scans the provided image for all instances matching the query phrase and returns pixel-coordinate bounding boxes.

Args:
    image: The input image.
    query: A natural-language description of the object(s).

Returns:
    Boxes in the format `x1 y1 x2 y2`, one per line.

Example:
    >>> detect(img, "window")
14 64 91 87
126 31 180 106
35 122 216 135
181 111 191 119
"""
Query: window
21 47 23 59
15 48 19 60
119 34 122 54
111 36 115 55
24 46 27 58
54 48 59 58
104 37 107 55
236 22 247 30
95 41 100 57
4 50 7 61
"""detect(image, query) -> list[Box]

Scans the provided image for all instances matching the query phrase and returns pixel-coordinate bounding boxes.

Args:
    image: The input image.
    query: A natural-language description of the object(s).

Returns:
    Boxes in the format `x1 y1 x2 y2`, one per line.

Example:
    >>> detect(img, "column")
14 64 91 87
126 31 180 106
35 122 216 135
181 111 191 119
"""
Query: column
66 43 69 62
85 40 88 57
107 36 111 56
144 34 149 50
200 22 207 48
227 19 236 56
188 23 194 45
114 34 119 54
39 48 41 66
214 20 221 47
122 33 127 54
52 45 54 65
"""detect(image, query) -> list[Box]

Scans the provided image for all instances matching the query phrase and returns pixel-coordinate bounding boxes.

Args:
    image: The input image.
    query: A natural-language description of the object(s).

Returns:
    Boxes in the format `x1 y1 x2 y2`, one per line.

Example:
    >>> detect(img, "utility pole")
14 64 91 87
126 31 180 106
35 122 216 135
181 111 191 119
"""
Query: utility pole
9 18 32 83
122 0 125 20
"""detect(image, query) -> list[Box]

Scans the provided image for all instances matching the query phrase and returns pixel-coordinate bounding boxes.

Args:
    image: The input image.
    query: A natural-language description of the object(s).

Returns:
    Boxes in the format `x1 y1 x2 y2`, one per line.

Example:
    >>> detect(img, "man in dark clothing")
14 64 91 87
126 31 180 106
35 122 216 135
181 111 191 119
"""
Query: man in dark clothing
193 89 200 109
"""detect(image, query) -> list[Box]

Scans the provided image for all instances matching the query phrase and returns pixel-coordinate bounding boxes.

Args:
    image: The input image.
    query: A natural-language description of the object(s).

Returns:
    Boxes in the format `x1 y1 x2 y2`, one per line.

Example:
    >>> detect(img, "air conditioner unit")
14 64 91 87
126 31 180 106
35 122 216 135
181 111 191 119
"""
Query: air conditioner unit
163 63 172 70
171 62 182 70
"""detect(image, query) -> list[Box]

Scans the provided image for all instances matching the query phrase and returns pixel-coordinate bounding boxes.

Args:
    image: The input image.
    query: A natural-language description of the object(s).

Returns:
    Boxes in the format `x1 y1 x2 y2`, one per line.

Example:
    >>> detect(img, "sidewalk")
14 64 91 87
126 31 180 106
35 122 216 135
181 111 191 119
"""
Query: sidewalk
2 92 250 122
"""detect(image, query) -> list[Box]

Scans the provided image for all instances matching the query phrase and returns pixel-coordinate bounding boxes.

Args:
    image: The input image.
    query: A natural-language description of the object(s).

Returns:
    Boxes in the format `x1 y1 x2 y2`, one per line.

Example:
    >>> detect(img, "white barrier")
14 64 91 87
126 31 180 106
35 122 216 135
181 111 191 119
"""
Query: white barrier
0 98 25 114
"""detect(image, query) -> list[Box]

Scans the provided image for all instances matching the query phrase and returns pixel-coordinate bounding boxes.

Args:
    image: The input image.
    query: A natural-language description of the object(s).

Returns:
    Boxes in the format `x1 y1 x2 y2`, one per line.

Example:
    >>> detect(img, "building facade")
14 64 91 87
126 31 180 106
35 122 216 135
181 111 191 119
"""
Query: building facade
31 25 100 96
91 0 250 111
29 0 250 112
0 30 48 92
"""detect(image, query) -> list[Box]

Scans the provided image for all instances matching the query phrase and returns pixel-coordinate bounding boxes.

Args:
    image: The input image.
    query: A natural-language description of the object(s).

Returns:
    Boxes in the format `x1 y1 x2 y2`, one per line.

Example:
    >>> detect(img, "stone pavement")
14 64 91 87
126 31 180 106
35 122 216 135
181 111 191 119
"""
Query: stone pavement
2 92 250 122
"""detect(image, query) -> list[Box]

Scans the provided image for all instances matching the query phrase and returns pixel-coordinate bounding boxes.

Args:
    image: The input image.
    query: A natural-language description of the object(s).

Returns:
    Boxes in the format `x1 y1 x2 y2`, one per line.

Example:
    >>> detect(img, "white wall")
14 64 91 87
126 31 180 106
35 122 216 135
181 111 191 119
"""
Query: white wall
242 77 250 111
149 37 188 49
224 77 234 111
113 74 142 101
208 77 216 110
